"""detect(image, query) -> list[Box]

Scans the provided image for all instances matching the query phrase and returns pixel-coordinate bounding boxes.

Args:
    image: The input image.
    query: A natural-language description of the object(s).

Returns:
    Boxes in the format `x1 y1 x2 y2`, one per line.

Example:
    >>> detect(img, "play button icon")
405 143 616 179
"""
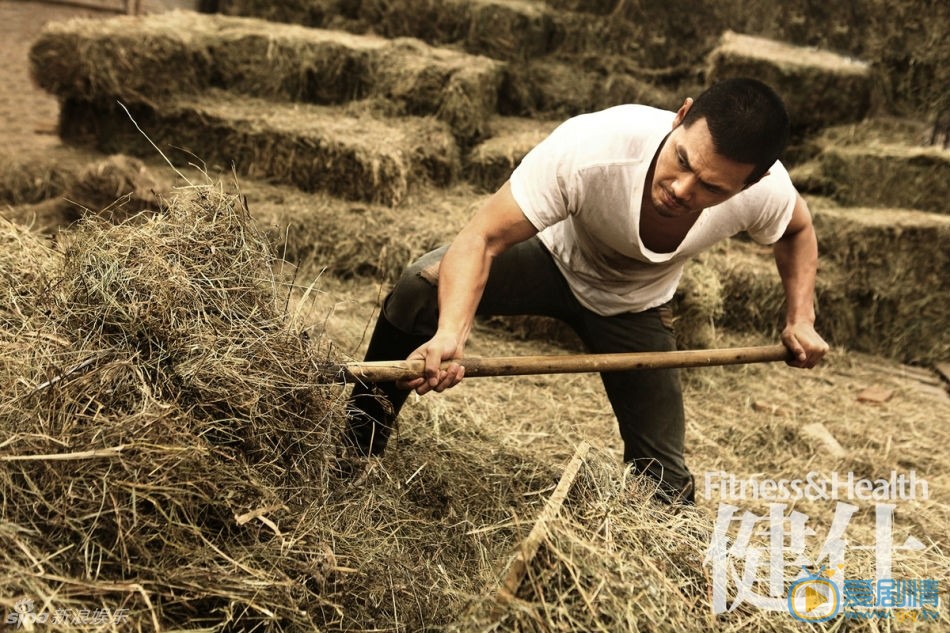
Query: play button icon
788 574 841 622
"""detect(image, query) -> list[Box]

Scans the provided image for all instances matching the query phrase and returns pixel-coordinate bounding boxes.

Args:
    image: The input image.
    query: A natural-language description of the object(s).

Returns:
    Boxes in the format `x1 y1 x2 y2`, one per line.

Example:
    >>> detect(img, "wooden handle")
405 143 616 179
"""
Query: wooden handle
340 344 791 382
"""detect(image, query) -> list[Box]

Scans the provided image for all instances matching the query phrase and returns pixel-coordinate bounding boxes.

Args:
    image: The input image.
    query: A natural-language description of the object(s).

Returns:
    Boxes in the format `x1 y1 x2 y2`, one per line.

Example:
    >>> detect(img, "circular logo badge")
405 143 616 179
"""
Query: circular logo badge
788 575 841 622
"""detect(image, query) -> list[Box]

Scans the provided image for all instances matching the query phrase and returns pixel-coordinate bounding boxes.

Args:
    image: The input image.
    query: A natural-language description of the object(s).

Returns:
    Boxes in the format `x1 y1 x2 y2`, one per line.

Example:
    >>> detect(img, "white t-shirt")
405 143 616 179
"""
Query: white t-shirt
509 104 797 316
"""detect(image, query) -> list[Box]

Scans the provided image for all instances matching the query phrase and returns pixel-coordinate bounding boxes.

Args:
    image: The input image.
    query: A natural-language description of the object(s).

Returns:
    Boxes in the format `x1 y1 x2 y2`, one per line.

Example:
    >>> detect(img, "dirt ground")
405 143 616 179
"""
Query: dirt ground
0 0 188 153
0 1 87 152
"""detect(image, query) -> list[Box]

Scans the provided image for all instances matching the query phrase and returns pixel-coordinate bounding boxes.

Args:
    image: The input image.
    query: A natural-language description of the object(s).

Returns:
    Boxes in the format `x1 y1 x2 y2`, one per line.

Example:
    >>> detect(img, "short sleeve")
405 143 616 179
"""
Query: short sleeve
509 120 584 232
741 161 798 245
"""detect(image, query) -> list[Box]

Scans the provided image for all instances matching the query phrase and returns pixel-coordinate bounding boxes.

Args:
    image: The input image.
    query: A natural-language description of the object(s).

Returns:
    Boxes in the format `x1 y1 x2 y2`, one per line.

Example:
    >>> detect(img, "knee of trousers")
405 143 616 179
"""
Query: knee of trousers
381 266 440 337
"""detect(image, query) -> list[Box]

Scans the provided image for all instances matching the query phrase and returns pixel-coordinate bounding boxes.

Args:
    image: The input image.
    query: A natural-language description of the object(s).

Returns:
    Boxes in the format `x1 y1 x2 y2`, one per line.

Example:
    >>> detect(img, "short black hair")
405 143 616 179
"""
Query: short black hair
681 78 790 184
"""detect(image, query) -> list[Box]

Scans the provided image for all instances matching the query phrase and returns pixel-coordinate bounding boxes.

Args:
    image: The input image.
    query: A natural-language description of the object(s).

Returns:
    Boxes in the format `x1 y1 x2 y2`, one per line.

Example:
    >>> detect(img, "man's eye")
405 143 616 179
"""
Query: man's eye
677 153 687 167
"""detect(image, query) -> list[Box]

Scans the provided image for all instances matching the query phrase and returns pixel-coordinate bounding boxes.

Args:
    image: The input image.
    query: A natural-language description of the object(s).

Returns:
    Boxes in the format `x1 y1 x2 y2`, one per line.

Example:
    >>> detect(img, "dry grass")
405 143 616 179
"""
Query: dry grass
0 185 338 629
1 168 947 631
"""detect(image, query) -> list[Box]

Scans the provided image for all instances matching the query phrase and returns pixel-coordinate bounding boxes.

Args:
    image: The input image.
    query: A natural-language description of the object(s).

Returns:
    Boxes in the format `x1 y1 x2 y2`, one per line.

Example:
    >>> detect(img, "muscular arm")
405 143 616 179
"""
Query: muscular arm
403 181 538 394
773 194 829 368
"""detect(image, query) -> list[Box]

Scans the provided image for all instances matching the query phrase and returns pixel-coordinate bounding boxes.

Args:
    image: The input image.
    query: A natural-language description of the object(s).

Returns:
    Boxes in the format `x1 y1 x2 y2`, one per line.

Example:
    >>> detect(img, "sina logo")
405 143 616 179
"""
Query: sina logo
787 565 843 622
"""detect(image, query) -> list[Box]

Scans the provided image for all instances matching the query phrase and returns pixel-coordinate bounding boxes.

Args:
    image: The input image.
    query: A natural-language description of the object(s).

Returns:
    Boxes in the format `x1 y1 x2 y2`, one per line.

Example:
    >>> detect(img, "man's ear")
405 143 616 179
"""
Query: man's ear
672 97 694 128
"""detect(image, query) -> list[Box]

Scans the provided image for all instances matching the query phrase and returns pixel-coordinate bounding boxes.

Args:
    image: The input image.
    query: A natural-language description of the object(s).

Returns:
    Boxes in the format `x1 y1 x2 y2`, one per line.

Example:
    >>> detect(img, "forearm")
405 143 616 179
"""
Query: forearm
434 229 493 346
773 221 818 325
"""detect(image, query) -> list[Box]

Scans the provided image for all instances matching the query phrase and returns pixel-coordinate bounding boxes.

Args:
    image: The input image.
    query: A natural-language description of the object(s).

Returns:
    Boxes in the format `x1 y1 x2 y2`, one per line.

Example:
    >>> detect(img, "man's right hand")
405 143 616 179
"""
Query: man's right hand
396 181 537 396
396 331 466 395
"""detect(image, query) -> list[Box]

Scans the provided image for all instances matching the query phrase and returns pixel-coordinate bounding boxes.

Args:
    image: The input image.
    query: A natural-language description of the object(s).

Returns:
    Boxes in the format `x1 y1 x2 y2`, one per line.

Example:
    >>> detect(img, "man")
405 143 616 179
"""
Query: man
343 78 829 503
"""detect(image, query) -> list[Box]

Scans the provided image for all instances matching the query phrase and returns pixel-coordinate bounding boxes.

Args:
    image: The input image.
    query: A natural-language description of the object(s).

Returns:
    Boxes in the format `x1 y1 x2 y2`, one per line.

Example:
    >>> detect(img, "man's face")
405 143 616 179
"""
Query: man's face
650 106 757 218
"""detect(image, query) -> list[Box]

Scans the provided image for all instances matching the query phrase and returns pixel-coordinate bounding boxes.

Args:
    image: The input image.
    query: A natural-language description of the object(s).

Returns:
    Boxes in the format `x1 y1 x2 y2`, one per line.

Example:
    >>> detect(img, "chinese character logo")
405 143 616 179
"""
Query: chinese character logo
788 566 842 622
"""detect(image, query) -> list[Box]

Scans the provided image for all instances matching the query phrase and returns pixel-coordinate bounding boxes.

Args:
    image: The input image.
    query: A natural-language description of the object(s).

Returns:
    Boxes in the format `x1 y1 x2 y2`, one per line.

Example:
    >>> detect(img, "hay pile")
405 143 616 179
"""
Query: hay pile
30 10 501 144
57 91 459 205
0 179 570 631
458 459 714 632
0 185 343 628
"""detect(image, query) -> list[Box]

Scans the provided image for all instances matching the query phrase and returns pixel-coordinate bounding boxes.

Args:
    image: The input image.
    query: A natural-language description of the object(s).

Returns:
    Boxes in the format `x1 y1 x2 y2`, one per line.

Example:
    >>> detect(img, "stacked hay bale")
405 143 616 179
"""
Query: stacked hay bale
31 11 503 145
816 145 950 214
812 204 950 363
796 121 950 214
29 12 517 203
464 117 559 193
732 0 950 117
57 91 459 205
706 31 873 135
219 0 950 119
498 57 680 119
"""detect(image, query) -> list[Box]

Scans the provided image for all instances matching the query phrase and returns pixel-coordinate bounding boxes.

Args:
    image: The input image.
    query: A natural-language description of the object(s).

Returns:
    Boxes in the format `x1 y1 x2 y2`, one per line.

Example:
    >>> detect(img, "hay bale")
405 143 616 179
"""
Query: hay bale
368 38 503 144
219 0 359 28
464 0 553 60
0 146 99 206
816 145 950 214
704 241 841 342
30 11 502 143
551 0 727 68
499 58 676 118
729 0 950 117
0 153 72 206
706 218 949 365
355 0 470 46
358 0 554 60
464 117 559 192
29 11 368 104
543 0 615 13
205 20 379 105
815 117 935 149
787 159 836 197
249 182 476 282
706 31 873 133
673 258 725 349
29 14 213 106
58 91 460 205
812 204 950 363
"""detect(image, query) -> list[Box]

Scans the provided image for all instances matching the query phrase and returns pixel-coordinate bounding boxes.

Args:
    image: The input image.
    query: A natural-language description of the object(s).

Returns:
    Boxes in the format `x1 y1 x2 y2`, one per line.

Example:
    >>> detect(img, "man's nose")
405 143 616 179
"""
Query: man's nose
672 174 696 201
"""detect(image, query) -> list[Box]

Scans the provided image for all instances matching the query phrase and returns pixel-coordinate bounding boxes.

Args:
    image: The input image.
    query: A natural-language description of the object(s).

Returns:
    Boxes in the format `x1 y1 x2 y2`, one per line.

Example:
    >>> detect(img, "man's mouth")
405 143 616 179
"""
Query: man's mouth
661 187 683 211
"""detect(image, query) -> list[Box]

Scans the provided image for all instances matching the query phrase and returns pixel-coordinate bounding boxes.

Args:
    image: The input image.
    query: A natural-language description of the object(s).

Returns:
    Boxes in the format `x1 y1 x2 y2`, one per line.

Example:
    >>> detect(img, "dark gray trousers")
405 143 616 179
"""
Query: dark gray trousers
345 237 694 502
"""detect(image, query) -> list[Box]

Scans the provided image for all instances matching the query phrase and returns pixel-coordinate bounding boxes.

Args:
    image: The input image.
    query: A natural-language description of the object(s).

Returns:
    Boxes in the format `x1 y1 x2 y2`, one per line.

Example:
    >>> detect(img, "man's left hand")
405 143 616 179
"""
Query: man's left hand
782 322 829 369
